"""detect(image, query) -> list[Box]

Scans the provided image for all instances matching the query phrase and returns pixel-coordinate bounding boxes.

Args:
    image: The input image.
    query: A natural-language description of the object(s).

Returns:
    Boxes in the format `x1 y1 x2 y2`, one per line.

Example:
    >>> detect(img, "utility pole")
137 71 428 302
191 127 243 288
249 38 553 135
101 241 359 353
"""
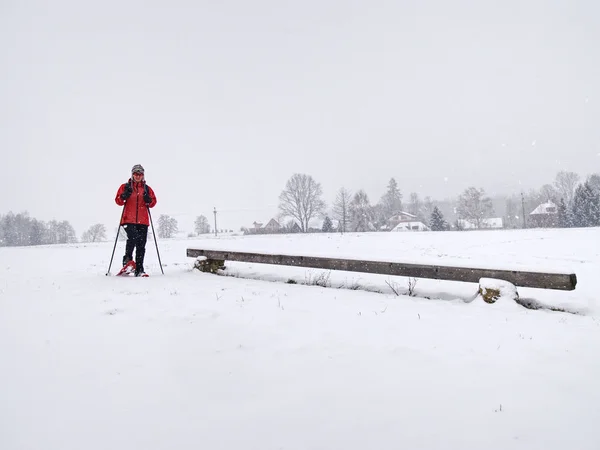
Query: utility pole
521 192 526 228
213 207 218 237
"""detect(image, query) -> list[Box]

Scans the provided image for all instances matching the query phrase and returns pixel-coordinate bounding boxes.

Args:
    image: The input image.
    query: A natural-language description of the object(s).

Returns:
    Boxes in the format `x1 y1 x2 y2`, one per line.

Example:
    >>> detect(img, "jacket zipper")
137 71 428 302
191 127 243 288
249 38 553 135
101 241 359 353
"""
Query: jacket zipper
135 183 139 223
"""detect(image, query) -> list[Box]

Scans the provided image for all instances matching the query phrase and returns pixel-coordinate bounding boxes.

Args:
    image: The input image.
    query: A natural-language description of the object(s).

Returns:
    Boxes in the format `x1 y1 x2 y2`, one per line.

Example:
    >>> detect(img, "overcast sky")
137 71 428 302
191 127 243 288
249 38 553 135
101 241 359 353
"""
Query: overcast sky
1 0 599 234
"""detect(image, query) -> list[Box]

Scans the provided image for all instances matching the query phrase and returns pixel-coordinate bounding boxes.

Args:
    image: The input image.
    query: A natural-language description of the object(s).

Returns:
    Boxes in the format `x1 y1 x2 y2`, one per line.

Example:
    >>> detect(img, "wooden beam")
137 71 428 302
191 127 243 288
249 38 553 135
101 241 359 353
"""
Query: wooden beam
187 249 577 291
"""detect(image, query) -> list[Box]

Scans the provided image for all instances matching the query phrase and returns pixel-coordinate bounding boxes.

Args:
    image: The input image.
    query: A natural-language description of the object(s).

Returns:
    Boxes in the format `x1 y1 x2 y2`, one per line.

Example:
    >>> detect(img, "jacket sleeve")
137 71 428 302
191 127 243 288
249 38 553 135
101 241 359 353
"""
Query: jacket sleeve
115 184 126 206
146 185 157 208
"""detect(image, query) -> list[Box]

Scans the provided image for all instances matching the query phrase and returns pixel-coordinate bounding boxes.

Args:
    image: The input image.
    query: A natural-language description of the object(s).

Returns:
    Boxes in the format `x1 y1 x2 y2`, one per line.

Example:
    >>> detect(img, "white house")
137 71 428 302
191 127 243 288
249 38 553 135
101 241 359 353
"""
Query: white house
392 221 430 232
382 211 420 231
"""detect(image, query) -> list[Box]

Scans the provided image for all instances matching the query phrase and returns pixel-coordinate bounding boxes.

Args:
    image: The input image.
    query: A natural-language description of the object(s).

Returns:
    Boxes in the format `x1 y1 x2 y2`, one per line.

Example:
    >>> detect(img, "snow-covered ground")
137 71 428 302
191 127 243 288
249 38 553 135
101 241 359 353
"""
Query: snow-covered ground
1 228 599 450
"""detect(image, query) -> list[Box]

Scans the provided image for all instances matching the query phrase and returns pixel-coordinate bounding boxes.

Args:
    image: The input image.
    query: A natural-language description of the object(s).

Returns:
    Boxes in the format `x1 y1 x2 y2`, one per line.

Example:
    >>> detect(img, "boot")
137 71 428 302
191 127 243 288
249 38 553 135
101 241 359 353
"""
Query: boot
135 263 146 277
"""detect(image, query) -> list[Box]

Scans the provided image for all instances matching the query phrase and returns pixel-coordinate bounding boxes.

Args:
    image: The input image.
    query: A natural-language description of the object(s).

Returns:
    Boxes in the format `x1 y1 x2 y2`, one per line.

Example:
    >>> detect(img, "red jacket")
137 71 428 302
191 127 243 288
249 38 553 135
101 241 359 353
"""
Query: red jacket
115 179 157 226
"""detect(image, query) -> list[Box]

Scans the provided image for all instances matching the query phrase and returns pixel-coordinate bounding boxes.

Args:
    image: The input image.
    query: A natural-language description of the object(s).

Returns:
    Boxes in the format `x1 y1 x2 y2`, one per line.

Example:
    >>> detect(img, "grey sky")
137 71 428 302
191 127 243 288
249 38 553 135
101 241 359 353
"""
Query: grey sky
1 0 599 233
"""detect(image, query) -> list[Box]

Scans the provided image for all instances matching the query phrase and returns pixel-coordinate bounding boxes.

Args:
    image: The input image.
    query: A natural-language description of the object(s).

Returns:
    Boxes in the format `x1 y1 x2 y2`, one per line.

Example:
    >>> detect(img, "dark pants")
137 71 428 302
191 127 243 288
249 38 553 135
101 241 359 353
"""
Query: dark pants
123 224 149 273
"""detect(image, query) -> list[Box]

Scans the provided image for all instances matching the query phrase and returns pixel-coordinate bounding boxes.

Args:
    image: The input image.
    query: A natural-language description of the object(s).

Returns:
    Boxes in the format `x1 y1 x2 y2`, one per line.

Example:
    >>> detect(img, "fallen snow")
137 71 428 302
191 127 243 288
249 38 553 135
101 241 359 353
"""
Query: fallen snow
1 228 599 450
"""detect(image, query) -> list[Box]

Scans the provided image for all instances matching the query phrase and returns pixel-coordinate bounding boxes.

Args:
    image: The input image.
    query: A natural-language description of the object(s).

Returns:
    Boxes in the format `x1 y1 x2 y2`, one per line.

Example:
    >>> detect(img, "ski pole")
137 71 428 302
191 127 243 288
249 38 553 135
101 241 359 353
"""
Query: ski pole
147 206 164 274
106 206 126 276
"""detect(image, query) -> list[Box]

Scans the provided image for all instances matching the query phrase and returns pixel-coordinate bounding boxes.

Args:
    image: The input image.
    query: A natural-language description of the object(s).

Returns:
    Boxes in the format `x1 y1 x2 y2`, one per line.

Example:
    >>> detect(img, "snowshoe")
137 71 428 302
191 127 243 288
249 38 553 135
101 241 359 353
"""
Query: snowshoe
116 260 136 276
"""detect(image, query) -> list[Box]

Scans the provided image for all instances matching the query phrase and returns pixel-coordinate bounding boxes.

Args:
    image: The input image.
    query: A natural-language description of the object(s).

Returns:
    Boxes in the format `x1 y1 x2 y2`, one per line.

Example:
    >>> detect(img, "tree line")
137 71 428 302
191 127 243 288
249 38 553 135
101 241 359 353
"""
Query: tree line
2 170 598 247
0 210 215 246
275 170 600 233
0 212 80 247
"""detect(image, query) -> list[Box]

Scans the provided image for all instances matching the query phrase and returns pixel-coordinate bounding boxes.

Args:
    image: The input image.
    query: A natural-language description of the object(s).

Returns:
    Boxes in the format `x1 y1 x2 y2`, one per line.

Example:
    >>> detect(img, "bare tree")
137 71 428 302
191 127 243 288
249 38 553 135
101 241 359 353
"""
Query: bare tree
504 197 520 229
284 219 301 233
554 171 580 206
0 212 20 246
539 184 559 203
421 196 434 223
350 190 375 232
194 215 211 234
158 214 178 238
81 224 107 242
0 212 76 246
407 192 428 222
278 174 326 232
371 203 387 230
517 189 546 221
407 192 419 215
47 220 77 244
332 187 352 233
29 218 47 245
457 187 494 229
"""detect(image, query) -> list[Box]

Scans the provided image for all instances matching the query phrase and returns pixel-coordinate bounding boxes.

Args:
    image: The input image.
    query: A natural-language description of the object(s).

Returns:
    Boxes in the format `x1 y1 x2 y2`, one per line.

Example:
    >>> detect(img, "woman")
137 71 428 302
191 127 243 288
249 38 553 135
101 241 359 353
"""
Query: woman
115 164 157 276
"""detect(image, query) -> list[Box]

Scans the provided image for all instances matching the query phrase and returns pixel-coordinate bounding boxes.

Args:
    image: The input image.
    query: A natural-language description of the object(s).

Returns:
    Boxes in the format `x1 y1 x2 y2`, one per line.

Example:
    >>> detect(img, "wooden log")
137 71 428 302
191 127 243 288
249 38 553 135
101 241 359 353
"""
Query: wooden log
187 249 577 291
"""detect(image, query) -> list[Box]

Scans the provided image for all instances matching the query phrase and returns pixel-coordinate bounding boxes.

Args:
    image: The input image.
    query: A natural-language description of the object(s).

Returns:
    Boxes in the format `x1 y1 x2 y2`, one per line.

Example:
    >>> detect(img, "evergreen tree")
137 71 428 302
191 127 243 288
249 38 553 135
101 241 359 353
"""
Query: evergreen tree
557 198 570 228
572 182 600 227
322 216 334 232
587 173 600 195
380 178 403 219
565 204 575 228
429 206 447 231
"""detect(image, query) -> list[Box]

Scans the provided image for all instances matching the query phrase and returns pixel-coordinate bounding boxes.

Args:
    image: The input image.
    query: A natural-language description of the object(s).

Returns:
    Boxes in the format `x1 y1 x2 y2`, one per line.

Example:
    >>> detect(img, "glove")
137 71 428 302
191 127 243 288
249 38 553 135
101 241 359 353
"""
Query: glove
120 182 133 201
143 192 152 204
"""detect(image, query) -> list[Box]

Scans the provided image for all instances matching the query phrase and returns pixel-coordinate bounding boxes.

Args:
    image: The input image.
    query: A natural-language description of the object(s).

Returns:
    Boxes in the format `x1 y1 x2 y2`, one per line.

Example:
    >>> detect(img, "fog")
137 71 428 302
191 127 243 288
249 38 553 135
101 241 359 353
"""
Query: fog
1 0 598 235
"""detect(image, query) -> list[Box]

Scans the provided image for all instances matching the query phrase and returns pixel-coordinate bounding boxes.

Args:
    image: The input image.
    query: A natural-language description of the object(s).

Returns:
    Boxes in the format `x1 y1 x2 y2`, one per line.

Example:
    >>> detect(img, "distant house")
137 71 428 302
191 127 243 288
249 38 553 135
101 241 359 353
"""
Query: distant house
287 222 302 233
391 221 430 232
529 201 558 228
382 211 419 231
263 218 281 231
247 218 285 234
457 218 504 230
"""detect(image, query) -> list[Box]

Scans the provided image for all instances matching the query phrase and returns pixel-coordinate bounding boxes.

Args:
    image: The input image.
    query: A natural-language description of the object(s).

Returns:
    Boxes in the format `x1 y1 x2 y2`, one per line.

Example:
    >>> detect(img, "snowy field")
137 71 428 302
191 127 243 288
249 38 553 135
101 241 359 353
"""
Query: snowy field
1 227 599 450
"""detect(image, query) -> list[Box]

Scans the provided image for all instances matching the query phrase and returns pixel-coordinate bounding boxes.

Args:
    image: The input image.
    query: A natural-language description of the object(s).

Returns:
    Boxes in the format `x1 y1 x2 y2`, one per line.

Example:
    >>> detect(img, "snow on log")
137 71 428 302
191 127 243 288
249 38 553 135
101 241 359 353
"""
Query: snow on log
193 256 225 274
478 278 519 304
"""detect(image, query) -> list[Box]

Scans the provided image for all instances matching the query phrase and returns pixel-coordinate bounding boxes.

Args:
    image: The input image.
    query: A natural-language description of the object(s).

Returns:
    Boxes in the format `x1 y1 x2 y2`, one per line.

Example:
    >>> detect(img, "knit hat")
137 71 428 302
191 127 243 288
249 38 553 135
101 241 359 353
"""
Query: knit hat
131 164 145 174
